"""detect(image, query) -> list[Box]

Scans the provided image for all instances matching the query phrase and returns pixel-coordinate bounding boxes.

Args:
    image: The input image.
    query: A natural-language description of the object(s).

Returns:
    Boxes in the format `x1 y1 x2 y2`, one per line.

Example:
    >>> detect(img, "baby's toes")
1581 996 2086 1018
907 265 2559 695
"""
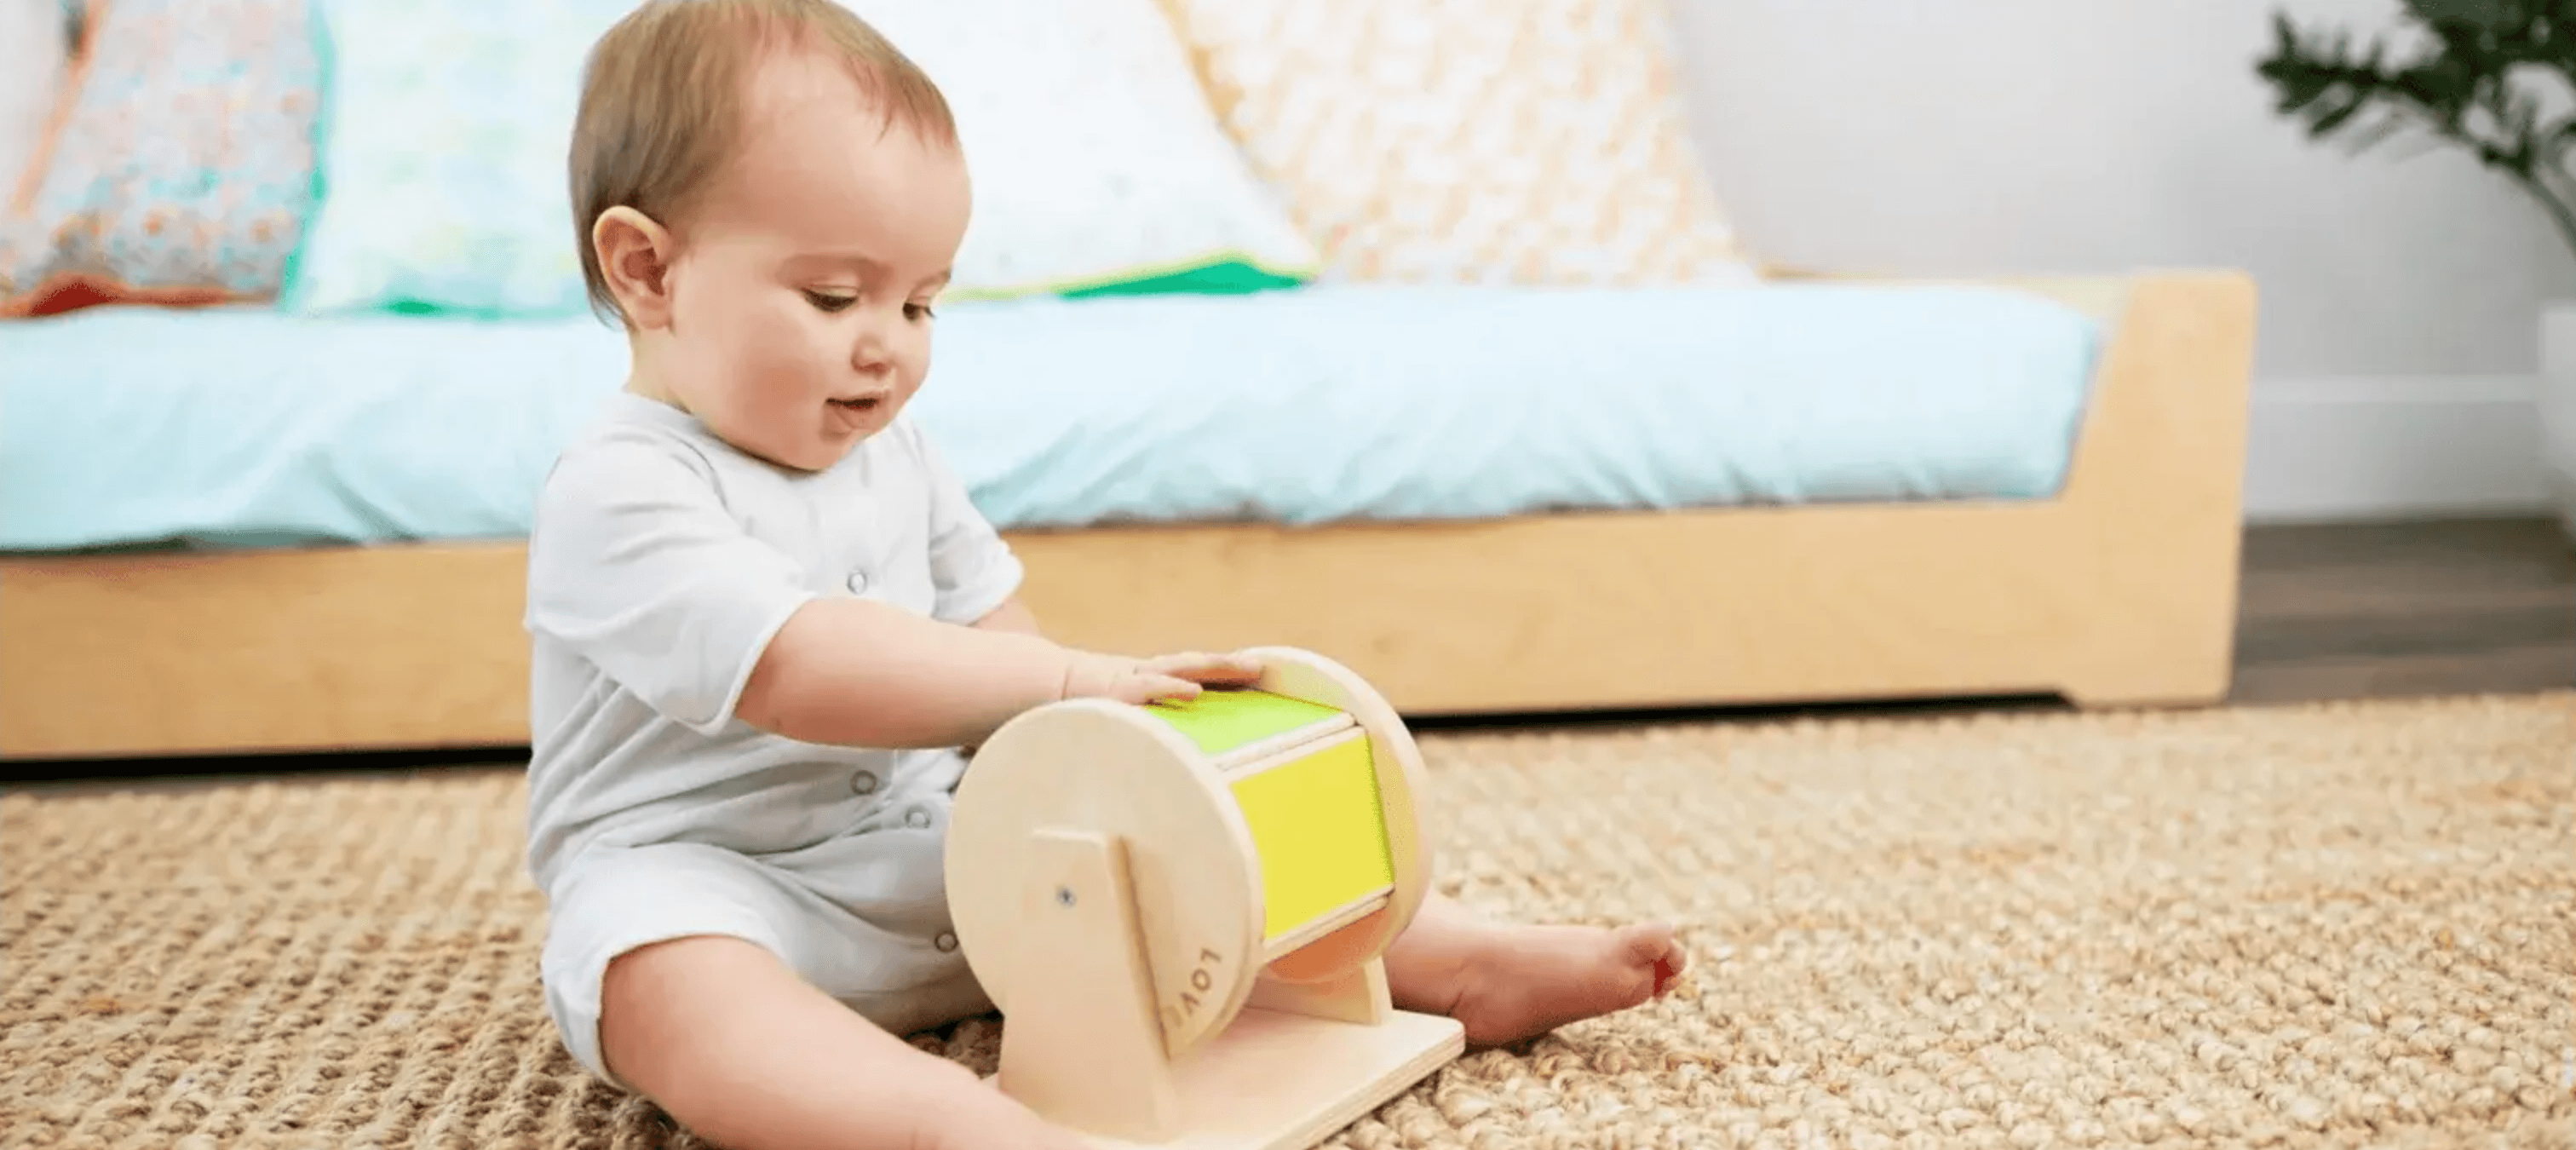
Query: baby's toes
1617 923 1677 966
1617 923 1687 996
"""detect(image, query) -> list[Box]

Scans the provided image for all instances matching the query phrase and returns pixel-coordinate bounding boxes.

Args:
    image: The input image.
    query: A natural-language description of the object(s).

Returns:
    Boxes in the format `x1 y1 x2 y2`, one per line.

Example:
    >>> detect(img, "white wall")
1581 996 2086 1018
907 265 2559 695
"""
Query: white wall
1667 0 2573 520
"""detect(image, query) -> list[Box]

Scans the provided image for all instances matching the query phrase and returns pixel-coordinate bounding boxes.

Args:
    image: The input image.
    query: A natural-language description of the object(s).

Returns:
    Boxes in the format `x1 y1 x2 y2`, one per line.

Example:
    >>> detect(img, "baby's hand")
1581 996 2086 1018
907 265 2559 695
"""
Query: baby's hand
1063 649 1263 705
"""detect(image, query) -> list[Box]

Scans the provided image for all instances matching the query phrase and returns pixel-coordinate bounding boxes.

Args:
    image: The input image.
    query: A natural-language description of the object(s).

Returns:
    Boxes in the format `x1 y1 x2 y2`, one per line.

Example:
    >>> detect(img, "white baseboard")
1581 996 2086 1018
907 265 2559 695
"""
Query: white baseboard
2242 375 2550 523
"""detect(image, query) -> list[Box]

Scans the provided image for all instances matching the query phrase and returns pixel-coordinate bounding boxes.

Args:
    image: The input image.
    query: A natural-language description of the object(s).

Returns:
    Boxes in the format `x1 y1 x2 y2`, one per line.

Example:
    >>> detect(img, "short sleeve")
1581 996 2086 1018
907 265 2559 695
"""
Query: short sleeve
525 428 819 733
909 419 1024 625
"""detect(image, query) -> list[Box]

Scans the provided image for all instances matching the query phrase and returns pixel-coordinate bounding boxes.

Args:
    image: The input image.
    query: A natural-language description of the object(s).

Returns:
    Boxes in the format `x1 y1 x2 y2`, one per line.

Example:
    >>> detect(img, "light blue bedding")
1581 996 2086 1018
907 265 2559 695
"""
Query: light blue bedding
0 283 2100 552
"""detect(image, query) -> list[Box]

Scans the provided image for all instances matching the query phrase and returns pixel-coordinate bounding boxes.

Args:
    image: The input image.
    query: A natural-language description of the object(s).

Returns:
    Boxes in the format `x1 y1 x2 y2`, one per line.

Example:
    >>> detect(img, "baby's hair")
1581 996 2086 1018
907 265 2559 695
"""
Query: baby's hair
569 0 957 325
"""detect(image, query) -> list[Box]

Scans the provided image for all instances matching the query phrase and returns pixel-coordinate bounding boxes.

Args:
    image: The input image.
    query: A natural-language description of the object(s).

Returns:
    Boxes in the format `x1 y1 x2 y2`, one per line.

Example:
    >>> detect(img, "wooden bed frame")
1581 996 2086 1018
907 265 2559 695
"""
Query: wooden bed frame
0 270 2257 762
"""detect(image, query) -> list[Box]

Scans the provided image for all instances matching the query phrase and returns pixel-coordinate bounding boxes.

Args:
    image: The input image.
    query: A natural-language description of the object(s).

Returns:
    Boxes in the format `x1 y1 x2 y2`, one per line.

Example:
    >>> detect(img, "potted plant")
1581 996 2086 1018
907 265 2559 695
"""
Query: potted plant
2255 0 2576 540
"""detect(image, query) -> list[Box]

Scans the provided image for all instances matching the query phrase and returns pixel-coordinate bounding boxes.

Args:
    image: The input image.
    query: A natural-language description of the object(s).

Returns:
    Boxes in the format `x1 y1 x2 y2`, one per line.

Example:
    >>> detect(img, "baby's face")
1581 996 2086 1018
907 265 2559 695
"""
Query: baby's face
645 47 969 472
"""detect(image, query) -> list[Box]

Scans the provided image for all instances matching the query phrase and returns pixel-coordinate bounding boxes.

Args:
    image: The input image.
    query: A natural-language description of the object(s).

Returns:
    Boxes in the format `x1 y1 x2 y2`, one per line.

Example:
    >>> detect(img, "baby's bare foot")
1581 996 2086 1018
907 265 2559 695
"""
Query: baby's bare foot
1448 921 1687 1048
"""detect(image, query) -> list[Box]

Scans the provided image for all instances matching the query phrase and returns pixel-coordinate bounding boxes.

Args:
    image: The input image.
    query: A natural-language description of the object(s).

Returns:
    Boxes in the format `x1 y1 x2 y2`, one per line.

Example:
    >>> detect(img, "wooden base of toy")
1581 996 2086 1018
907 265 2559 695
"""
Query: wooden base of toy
988 826 1463 1150
1030 1008 1466 1150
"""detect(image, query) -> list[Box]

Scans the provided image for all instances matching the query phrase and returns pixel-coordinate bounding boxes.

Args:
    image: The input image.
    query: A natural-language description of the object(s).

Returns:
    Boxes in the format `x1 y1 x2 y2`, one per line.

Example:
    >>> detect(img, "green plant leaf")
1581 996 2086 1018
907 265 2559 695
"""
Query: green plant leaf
2257 1 2576 267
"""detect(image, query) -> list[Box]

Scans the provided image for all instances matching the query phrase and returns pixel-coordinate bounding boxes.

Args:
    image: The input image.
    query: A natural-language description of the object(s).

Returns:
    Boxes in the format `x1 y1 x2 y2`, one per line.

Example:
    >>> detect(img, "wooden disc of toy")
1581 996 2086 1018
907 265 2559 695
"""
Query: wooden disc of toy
946 697 1267 1060
947 647 1435 1061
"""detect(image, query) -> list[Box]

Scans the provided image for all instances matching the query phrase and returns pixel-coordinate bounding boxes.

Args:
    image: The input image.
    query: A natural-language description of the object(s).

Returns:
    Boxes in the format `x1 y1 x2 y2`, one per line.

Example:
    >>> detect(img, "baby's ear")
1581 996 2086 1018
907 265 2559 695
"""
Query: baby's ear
593 205 676 328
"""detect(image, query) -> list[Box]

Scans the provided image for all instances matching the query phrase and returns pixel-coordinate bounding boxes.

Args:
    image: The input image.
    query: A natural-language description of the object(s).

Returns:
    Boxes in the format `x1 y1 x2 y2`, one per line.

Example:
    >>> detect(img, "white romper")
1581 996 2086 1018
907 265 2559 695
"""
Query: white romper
521 391 1026 1087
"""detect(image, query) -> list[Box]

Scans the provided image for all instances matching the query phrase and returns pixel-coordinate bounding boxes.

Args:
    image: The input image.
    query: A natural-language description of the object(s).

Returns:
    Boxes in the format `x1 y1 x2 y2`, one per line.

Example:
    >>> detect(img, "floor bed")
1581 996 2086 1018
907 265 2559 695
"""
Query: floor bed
0 271 2255 760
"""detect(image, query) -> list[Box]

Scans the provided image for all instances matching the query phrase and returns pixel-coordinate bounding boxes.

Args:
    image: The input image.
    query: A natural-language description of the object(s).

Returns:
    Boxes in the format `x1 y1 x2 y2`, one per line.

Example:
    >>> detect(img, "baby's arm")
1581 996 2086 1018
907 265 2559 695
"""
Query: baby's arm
732 423 1254 750
733 596 1256 750
969 595 1045 637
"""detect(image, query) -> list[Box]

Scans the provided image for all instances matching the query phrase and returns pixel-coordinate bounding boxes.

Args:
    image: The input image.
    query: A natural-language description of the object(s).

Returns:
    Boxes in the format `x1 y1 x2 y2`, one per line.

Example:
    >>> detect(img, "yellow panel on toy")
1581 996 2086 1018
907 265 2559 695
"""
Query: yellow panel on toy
944 647 1463 1150
1226 730 1395 946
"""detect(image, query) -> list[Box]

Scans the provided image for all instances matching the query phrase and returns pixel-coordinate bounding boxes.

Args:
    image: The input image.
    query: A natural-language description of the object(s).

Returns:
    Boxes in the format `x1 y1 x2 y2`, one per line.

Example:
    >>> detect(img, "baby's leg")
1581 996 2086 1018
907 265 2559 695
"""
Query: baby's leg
544 842 1087 1150
1380 891 1687 1049
600 934 1082 1150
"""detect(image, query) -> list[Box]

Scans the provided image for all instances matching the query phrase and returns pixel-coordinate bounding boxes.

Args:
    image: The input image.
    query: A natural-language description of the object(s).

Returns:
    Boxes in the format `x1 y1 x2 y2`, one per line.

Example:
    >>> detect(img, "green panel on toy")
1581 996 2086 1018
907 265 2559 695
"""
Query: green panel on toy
1144 688 1346 757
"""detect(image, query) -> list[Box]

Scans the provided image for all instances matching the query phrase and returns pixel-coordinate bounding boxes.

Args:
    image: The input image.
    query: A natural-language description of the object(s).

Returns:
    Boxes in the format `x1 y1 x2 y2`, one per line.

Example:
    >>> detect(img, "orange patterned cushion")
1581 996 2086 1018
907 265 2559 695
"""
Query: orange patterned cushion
1153 0 1757 286
0 0 323 318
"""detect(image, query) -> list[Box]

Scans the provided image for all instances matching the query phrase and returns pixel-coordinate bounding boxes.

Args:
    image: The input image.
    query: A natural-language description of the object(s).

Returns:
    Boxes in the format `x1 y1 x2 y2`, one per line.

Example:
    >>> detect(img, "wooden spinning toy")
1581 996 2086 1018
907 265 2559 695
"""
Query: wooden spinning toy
945 647 1465 1149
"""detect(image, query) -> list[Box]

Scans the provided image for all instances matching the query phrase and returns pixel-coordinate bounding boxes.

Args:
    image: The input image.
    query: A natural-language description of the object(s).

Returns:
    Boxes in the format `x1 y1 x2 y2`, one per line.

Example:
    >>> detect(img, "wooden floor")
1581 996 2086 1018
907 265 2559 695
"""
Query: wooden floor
8 517 2572 783
2228 515 2576 704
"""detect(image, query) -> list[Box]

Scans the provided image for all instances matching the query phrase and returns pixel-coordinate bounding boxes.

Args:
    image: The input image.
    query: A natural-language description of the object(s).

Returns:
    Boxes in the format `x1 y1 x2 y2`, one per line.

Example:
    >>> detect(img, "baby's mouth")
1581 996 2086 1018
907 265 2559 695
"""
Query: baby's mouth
829 395 884 414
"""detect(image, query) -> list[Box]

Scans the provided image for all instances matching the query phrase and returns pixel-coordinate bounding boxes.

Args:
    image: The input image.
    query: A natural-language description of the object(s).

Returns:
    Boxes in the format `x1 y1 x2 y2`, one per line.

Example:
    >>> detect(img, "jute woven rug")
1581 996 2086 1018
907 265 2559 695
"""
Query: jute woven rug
5 693 2571 1149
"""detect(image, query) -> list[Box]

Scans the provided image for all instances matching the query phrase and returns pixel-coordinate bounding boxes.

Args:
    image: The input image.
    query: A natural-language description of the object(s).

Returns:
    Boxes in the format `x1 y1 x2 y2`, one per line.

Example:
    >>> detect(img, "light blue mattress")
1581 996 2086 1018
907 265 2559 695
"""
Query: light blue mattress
0 283 2101 552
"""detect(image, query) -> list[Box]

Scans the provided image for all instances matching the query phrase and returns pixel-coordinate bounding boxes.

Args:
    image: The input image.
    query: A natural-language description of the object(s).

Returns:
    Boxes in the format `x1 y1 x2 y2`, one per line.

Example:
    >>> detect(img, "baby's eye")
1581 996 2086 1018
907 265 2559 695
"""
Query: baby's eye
802 290 857 313
905 302 937 322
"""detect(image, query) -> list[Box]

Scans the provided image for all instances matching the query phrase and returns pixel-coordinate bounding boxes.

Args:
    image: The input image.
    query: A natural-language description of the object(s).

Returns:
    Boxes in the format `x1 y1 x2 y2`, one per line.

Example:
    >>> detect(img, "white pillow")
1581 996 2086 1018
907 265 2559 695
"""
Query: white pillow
0 0 72 201
285 0 1319 317
837 0 1320 300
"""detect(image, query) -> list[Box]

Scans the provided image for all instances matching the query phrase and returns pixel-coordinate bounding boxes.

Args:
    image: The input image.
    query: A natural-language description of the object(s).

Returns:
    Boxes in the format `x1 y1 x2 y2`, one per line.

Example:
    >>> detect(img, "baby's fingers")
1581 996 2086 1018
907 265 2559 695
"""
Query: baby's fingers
1114 674 1205 705
1147 650 1264 685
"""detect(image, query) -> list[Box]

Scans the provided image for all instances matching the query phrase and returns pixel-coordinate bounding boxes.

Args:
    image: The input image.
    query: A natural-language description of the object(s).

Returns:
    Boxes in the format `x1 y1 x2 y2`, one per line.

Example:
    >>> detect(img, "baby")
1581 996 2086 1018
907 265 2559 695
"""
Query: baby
522 2 1688 1147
